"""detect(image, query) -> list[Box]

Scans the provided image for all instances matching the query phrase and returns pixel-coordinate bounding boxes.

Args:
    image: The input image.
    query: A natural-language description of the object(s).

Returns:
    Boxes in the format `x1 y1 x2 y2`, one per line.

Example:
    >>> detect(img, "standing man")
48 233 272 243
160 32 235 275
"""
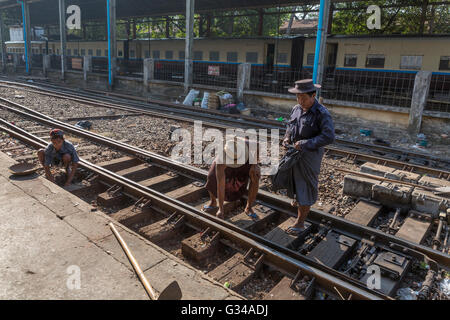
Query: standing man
37 129 80 186
283 79 335 235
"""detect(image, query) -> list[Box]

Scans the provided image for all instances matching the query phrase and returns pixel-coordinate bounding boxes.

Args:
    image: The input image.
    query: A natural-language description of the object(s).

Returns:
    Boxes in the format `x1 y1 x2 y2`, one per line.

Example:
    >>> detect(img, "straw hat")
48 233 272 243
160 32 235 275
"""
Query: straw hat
222 138 249 168
288 79 321 94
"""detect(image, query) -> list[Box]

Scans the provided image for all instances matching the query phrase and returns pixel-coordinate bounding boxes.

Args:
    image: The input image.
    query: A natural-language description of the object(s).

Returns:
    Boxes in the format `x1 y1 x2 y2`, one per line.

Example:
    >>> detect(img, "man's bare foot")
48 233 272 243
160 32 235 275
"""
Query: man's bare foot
216 210 224 219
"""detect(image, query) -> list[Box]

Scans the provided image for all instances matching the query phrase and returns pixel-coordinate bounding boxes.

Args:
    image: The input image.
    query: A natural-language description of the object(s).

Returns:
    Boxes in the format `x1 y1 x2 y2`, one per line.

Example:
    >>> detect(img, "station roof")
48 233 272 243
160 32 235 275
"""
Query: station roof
0 0 352 25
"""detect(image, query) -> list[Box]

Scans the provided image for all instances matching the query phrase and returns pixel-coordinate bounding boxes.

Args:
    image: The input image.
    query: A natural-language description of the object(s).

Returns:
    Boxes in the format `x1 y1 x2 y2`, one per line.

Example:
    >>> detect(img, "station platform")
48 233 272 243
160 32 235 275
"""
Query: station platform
0 151 242 300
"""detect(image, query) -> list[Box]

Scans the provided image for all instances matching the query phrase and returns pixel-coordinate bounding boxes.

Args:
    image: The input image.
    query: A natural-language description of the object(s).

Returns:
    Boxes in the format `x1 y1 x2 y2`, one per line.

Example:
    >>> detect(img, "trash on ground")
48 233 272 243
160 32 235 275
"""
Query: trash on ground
75 120 92 130
182 89 199 106
396 287 418 300
359 129 372 137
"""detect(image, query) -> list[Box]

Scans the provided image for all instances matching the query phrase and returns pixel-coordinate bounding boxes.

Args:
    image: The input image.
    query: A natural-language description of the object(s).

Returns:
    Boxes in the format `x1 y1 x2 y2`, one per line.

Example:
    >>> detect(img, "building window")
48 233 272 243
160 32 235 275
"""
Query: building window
145 50 150 58
209 51 219 61
366 54 385 68
400 55 422 70
152 50 160 59
96 49 101 57
439 56 450 71
165 50 173 59
105 49 108 57
306 53 315 65
227 52 237 62
67 49 71 56
88 49 93 56
80 49 85 56
246 52 258 63
179 51 185 59
57 49 60 55
130 50 135 58
194 51 203 60
74 49 79 56
344 54 357 67
49 48 53 54
277 53 288 64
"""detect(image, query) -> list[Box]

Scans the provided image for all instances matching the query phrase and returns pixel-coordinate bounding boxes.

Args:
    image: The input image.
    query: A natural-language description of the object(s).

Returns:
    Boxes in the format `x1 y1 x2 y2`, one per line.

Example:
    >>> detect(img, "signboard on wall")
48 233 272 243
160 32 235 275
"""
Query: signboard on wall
208 66 220 76
71 58 83 70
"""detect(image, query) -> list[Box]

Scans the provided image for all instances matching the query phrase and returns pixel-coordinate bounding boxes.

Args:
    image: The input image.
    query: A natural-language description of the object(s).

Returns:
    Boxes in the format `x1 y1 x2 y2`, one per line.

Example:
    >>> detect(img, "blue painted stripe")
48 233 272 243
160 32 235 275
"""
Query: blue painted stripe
106 0 112 86
313 0 326 83
305 66 450 75
20 1 29 73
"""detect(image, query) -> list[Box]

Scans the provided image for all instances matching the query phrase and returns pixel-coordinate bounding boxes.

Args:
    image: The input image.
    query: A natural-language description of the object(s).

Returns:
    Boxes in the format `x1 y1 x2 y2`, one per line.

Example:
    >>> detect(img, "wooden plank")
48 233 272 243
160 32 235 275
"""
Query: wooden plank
345 200 382 226
166 183 206 201
143 173 191 193
96 156 142 171
228 205 277 230
264 277 307 300
307 231 357 268
208 253 256 291
396 216 432 244
116 164 161 181
264 217 311 248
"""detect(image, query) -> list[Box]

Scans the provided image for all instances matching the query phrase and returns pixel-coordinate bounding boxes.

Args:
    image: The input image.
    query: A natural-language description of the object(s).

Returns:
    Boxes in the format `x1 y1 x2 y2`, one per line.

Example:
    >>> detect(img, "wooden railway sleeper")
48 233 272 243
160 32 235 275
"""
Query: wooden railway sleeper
243 248 265 273
164 212 186 229
131 197 152 214
199 227 220 245
290 269 316 298
106 184 123 197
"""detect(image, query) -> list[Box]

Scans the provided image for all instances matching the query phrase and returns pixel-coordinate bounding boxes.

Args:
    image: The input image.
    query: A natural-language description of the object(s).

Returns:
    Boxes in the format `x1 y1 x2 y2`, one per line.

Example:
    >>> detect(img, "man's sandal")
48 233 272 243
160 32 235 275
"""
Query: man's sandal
244 208 258 220
285 226 306 236
291 199 299 208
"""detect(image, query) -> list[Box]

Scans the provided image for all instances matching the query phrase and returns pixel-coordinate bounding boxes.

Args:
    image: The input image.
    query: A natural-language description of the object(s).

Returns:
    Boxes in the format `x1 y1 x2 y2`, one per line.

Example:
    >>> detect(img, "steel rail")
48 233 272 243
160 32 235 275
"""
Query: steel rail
0 121 388 300
0 83 449 180
1 100 449 267
1 78 449 168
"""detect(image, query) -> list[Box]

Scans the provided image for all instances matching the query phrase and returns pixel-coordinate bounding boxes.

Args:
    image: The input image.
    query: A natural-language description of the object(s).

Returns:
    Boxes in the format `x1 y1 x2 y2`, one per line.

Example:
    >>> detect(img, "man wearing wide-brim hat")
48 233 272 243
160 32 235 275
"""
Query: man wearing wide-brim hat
281 79 335 235
203 138 260 219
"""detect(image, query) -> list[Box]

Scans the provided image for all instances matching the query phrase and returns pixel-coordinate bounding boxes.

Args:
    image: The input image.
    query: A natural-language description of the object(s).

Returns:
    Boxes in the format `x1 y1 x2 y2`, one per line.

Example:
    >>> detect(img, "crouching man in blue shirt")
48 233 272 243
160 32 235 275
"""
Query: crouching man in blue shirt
37 129 80 186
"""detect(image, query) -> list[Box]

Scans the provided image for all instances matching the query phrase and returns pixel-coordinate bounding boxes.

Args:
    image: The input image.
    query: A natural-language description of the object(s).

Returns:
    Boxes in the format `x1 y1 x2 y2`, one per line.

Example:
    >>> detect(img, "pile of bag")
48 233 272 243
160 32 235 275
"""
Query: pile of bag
182 89 250 115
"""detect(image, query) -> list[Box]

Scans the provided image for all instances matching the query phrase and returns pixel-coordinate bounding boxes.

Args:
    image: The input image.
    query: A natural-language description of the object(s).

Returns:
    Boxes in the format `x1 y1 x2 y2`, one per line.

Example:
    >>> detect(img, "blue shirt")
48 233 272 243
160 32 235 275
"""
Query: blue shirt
44 140 80 166
285 99 335 151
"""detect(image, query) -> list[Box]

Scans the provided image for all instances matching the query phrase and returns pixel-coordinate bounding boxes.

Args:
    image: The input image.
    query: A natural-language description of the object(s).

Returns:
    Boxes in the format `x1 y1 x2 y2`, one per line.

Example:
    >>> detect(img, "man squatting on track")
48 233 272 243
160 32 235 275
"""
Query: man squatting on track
203 138 261 220
37 129 80 186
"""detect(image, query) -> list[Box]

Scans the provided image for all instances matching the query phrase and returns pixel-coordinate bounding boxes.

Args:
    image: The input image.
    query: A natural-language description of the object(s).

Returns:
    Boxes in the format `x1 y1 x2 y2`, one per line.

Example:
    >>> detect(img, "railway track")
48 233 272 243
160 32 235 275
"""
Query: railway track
1 99 449 300
0 78 449 180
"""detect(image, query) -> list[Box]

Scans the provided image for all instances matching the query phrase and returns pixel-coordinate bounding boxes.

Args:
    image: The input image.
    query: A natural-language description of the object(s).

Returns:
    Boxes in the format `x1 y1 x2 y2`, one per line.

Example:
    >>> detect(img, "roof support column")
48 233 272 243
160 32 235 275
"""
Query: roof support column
20 0 32 74
184 0 194 94
0 14 6 72
58 0 67 79
258 9 264 36
312 0 331 95
206 14 211 37
107 0 117 89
